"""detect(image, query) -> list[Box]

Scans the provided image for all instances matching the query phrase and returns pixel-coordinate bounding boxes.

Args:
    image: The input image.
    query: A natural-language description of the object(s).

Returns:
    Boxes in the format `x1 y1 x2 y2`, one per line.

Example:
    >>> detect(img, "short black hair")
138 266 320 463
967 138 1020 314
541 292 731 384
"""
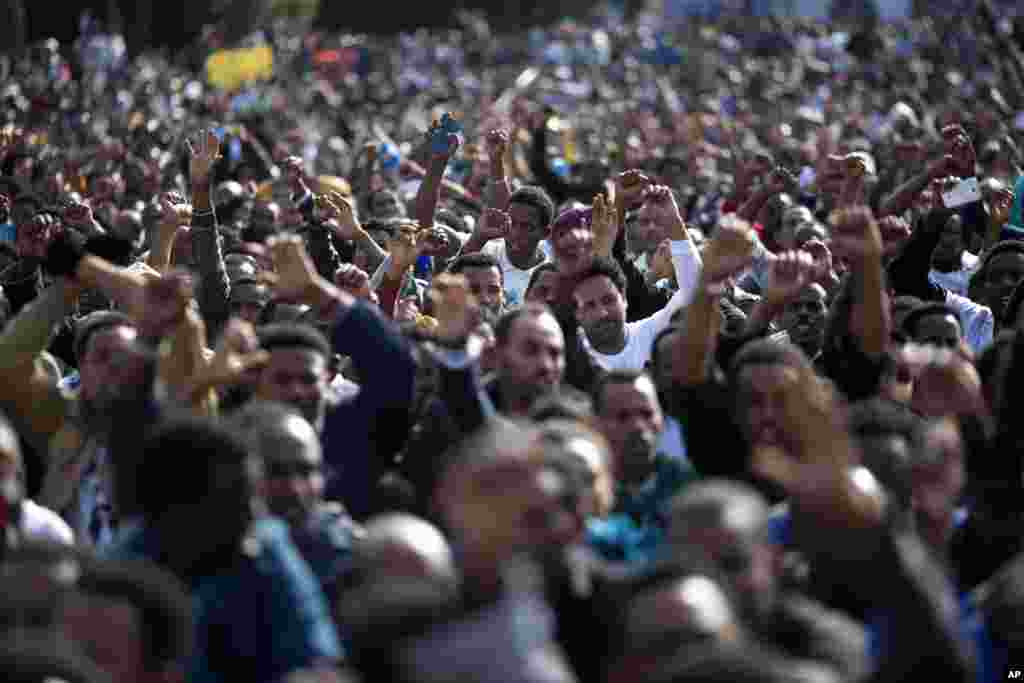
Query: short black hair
508 186 555 230
494 302 555 347
448 252 502 281
573 256 627 297
136 417 251 519
526 262 559 295
727 338 810 386
257 322 331 358
592 369 651 415
901 302 962 339
75 557 193 671
848 399 924 509
649 325 680 376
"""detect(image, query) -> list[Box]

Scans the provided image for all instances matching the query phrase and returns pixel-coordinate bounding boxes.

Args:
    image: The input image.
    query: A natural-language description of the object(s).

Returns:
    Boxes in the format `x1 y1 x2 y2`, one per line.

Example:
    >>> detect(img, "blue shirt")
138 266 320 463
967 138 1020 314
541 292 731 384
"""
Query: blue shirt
112 517 342 682
586 454 697 565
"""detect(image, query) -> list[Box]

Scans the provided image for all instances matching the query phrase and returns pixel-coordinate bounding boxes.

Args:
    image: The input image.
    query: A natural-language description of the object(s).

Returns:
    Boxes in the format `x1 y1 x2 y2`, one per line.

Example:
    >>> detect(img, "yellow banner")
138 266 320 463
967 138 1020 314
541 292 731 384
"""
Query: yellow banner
206 46 274 91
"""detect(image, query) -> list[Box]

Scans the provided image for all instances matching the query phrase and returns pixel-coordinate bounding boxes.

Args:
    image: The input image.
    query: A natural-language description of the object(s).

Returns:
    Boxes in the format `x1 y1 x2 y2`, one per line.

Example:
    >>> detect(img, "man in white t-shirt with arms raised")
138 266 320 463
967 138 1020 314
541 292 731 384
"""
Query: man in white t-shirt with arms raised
573 185 702 371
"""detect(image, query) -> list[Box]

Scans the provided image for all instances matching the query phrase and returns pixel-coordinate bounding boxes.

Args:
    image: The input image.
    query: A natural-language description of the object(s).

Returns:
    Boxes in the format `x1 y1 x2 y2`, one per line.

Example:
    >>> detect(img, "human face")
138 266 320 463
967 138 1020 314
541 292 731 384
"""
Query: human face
370 191 402 219
498 312 565 400
463 266 504 323
652 331 680 391
932 215 964 271
633 203 666 255
597 376 664 484
256 348 329 428
914 313 961 350
779 206 814 250
79 326 147 404
736 363 793 449
980 251 1024 320
60 593 146 683
506 201 544 257
912 420 965 549
574 275 627 353
260 414 324 524
780 287 827 353
525 269 559 306
551 219 593 277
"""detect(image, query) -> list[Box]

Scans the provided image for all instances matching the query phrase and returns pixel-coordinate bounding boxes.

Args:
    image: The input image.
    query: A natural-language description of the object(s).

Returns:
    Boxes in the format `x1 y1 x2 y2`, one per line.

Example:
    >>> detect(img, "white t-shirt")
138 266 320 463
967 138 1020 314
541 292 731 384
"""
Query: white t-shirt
929 251 980 297
481 239 553 308
589 239 702 371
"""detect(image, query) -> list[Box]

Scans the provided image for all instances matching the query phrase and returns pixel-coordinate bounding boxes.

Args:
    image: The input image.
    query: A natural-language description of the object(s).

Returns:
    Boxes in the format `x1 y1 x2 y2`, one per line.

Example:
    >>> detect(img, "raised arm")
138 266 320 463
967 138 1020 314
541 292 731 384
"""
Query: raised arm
831 206 889 358
673 217 757 387
187 129 232 337
267 235 416 520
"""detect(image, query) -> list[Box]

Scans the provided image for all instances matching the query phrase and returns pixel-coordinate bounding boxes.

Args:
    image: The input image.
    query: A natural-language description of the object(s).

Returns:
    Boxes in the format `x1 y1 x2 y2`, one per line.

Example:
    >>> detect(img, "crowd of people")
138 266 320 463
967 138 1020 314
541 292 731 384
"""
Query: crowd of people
2 0 1024 681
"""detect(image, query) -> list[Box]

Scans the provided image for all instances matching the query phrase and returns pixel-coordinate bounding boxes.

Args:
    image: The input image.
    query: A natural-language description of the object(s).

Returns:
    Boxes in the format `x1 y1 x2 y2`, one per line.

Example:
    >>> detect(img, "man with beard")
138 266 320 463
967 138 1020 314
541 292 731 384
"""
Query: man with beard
399 274 585 516
928 213 979 297
777 284 828 363
585 370 697 566
230 400 362 604
448 252 505 326
0 245 178 547
572 186 702 372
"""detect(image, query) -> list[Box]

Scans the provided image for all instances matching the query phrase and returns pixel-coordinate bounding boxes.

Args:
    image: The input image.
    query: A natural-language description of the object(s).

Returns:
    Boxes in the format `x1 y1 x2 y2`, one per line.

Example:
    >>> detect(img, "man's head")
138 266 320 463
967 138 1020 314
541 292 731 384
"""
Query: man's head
592 371 664 485
931 213 966 272
778 284 827 356
911 418 966 550
973 241 1024 323
667 480 777 623
224 252 259 282
902 303 962 350
74 312 149 406
550 207 594 277
573 257 628 353
228 278 271 324
449 252 504 325
729 340 813 450
368 189 405 220
434 420 568 568
649 326 682 396
60 556 193 683
230 401 324 525
255 324 331 430
494 303 565 404
353 514 457 590
136 418 259 576
506 186 554 258
779 206 817 250
524 263 559 306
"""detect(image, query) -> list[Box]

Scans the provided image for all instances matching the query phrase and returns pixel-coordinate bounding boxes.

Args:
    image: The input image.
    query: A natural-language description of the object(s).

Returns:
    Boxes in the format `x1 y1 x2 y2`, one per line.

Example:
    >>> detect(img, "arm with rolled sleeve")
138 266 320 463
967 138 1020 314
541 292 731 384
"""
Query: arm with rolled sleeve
321 301 416 520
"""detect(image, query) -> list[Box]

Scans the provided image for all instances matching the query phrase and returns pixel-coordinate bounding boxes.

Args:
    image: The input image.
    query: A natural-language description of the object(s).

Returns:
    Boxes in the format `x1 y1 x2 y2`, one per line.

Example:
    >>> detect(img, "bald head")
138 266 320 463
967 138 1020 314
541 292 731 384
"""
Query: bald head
625 575 739 652
668 480 770 547
356 514 456 589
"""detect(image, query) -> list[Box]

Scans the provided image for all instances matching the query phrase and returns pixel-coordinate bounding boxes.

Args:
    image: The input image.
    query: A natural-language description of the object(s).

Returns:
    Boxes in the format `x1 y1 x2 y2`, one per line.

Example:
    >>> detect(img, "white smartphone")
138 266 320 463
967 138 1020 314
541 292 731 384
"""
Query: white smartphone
942 176 981 209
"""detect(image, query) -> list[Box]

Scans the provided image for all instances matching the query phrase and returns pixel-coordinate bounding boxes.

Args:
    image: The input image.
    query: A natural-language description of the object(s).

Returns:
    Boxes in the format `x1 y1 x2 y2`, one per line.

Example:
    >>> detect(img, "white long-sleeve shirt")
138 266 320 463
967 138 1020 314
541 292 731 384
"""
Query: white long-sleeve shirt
946 290 993 355
589 239 702 371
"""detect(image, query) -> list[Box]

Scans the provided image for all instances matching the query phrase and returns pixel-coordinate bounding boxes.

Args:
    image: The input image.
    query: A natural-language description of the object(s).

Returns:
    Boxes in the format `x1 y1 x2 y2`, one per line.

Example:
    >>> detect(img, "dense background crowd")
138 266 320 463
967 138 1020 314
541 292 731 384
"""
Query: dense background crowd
2 0 1024 681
